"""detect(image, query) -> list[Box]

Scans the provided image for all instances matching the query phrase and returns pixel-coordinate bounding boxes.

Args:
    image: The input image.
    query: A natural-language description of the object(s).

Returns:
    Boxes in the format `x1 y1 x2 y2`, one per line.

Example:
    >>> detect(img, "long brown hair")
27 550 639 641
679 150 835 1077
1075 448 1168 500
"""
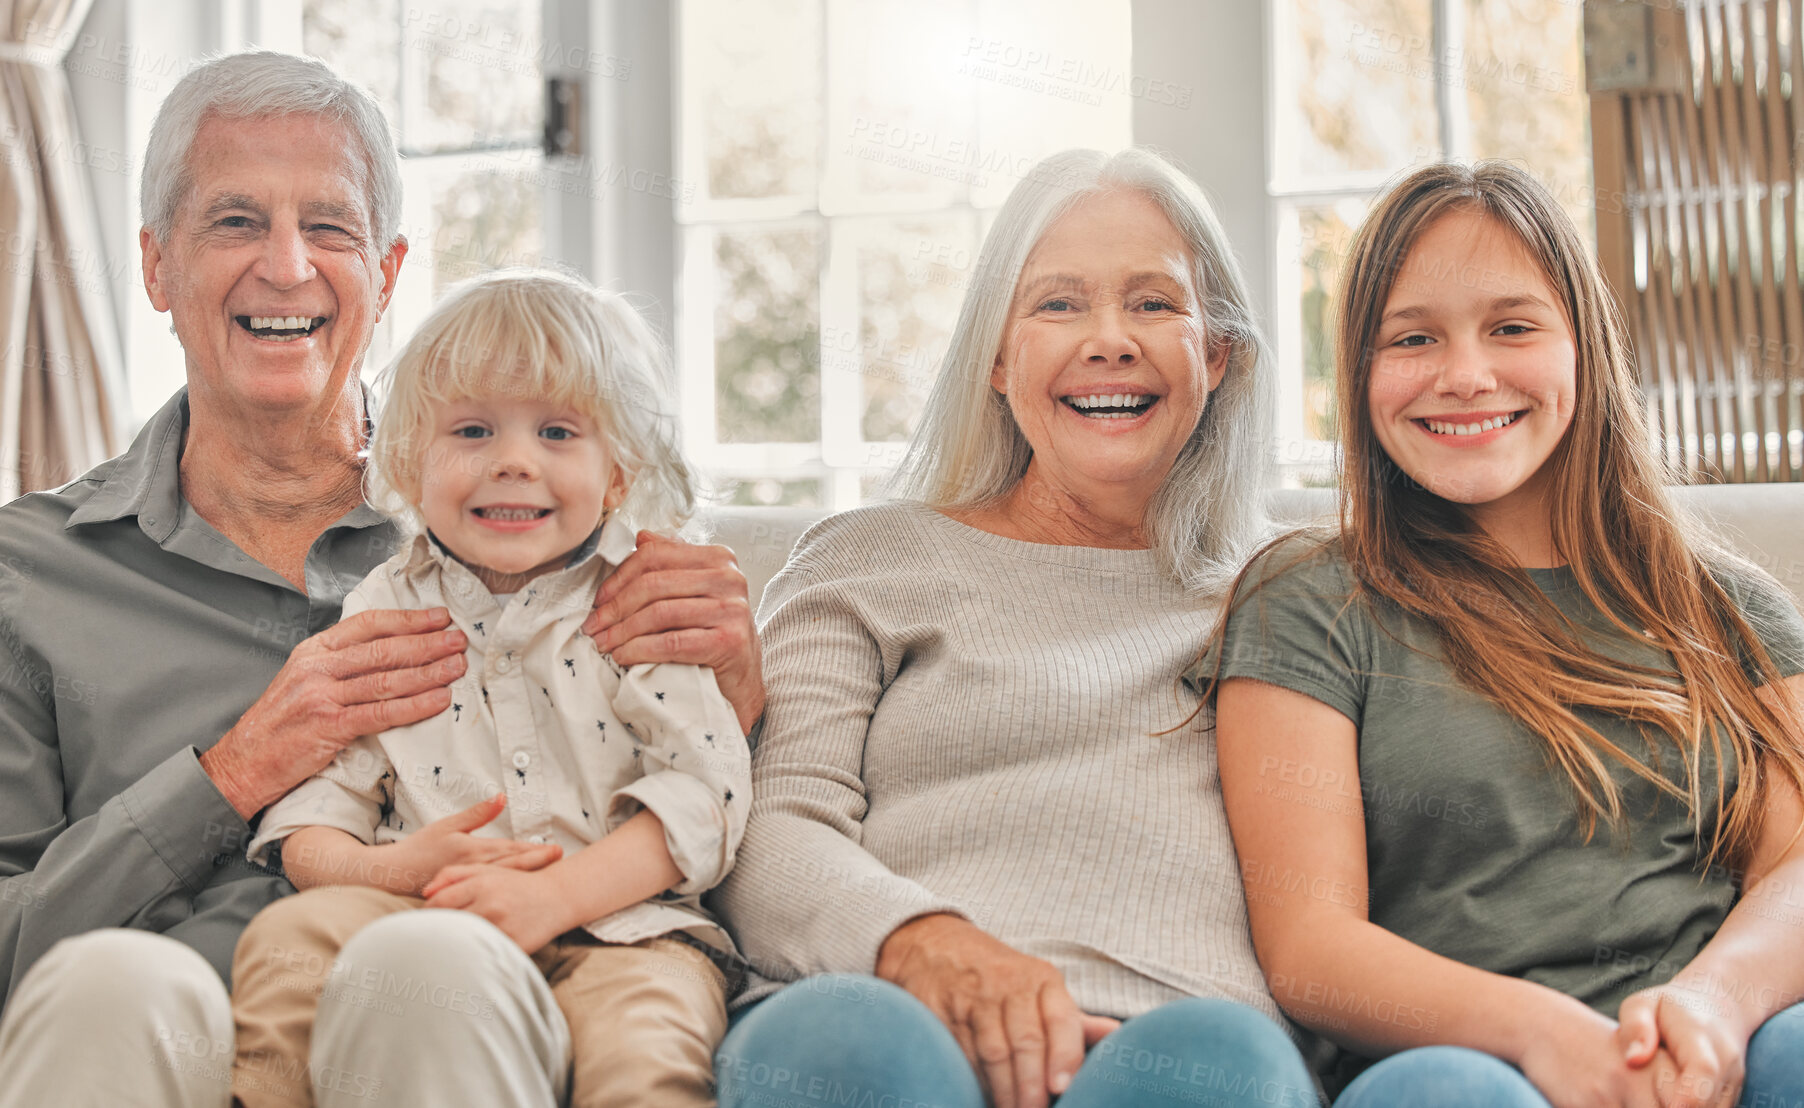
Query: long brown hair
1228 161 1803 868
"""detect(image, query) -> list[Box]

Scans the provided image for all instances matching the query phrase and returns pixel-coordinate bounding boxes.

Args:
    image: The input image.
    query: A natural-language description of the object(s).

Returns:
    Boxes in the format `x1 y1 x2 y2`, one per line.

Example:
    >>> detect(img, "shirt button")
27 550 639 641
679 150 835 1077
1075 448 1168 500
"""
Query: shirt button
512 751 530 770
495 657 514 674
528 834 549 845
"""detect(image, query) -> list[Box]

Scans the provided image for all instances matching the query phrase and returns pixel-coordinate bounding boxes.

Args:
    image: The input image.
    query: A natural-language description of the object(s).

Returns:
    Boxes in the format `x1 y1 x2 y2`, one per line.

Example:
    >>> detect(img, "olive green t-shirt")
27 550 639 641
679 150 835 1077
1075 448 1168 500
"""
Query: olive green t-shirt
1205 535 1804 1040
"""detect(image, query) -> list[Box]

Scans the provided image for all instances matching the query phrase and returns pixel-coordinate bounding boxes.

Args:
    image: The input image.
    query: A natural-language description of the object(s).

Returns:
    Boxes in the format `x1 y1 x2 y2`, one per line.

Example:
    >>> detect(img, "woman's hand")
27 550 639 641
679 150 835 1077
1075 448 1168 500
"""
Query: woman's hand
876 914 1117 1108
423 862 572 954
583 532 764 733
380 795 564 896
1515 997 1674 1108
1617 986 1746 1108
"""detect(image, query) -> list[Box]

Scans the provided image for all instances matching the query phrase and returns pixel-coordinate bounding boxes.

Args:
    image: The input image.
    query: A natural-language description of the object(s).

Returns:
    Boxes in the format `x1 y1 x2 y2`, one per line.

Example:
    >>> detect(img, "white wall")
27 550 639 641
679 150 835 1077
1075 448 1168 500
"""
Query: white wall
575 1 677 344
1130 0 1272 342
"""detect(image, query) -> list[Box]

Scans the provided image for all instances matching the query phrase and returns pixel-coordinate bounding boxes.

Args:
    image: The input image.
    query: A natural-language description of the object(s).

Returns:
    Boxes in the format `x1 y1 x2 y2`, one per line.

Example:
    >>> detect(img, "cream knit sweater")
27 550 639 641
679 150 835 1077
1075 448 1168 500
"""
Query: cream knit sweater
714 501 1281 1023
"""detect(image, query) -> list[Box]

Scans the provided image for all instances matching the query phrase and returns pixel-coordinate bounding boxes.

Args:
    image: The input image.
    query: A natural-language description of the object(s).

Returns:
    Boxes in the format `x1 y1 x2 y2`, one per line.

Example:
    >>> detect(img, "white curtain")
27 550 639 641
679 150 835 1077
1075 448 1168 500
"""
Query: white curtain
0 0 125 503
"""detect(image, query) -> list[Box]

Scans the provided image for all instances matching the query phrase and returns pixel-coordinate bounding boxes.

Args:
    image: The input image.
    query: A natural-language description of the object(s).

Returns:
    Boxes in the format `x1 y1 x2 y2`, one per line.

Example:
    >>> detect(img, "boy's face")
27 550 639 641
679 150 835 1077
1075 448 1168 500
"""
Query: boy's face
418 391 626 593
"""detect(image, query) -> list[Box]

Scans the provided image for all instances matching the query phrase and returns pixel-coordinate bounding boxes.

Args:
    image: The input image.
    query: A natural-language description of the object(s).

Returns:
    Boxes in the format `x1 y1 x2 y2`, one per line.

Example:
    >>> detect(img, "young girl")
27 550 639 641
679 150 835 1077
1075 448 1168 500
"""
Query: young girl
1203 162 1804 1107
230 270 750 1108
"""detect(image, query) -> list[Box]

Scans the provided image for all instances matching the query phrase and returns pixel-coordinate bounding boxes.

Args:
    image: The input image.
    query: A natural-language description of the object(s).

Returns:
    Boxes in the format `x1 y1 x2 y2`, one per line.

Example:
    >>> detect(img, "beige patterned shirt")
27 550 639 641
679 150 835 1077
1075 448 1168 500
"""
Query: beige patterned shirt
249 519 750 953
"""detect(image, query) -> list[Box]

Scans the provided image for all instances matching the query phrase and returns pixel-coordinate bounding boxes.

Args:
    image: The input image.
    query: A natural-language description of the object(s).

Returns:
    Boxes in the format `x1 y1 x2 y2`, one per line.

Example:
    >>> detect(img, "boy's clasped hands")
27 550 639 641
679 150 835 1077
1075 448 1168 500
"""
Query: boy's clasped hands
285 795 568 950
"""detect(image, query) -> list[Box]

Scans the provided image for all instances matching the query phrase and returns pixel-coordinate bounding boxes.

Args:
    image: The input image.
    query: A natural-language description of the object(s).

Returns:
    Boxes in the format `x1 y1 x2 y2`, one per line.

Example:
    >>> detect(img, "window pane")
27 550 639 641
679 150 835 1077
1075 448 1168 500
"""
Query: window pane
303 0 401 121
1295 198 1368 441
686 0 823 201
1462 0 1593 239
401 0 543 151
850 216 974 441
823 0 973 206
419 157 546 297
1273 0 1440 186
715 226 822 442
968 0 1135 208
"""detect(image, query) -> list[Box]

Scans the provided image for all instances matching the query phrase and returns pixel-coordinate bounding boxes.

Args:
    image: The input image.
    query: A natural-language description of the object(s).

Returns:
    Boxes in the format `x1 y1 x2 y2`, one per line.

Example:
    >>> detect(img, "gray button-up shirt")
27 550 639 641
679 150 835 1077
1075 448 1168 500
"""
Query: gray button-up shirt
0 387 398 1009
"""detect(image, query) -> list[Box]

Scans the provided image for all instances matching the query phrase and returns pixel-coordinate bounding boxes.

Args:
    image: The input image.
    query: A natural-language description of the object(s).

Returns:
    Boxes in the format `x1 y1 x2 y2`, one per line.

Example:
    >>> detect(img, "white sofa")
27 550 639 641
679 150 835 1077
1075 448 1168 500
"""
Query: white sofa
703 484 1804 614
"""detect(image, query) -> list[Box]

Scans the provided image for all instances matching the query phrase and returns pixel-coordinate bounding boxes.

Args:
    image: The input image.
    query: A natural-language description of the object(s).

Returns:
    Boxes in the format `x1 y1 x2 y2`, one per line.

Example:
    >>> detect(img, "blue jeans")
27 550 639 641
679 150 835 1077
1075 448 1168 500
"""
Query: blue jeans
716 973 1317 1107
1334 1003 1804 1107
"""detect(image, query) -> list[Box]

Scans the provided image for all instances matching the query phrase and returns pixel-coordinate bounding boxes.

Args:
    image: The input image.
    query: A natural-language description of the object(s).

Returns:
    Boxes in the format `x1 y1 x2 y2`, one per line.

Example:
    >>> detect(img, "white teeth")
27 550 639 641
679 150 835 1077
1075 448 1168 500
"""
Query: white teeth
477 507 546 522
1068 393 1154 413
1424 412 1518 436
247 315 318 332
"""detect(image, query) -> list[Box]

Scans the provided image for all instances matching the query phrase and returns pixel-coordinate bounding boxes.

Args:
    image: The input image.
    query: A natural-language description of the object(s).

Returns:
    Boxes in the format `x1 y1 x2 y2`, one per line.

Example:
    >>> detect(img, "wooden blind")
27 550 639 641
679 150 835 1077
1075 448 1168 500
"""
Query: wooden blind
1588 0 1803 482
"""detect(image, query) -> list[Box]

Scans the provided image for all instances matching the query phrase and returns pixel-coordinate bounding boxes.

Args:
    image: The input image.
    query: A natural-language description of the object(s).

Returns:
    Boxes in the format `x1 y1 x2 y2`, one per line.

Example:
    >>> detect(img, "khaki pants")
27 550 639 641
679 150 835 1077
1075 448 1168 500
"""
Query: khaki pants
0 930 234 1108
231 886 727 1108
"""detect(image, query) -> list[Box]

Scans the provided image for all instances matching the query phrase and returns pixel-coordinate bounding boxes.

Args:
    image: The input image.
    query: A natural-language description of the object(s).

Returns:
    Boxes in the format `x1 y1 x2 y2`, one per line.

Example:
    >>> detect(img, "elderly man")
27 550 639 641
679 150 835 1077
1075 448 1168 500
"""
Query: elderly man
0 51 761 1107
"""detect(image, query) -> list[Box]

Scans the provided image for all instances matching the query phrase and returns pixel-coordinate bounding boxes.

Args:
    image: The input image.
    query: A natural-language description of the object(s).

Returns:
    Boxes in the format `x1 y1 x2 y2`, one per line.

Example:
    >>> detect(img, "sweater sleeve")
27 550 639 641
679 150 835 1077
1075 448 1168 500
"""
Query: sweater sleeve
714 545 968 983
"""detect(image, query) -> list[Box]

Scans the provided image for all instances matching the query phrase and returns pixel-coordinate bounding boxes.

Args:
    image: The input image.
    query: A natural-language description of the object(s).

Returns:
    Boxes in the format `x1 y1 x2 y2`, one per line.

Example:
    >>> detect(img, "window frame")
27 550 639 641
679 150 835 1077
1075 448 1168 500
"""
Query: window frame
670 0 1133 511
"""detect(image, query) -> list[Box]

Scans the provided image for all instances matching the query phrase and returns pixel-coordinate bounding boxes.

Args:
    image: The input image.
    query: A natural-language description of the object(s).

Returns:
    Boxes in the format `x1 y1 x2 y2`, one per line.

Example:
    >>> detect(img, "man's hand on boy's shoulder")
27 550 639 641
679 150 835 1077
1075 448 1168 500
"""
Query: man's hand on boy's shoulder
202 608 471 819
583 532 765 734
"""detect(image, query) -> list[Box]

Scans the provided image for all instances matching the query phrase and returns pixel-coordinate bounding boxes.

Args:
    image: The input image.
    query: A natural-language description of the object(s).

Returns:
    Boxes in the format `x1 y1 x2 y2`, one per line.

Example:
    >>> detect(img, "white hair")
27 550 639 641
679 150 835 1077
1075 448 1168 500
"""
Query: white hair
367 268 697 538
140 51 402 252
887 147 1274 595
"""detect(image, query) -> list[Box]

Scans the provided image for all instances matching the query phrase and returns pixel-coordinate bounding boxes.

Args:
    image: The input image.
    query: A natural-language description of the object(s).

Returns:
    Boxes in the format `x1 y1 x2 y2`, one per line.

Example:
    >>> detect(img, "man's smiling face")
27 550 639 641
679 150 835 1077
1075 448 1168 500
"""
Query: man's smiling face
141 112 406 419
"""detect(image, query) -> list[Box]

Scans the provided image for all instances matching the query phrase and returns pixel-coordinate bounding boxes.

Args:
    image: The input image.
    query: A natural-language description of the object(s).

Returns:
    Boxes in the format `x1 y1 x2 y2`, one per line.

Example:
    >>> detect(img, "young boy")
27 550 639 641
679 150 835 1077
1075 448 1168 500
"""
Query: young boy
231 270 749 1108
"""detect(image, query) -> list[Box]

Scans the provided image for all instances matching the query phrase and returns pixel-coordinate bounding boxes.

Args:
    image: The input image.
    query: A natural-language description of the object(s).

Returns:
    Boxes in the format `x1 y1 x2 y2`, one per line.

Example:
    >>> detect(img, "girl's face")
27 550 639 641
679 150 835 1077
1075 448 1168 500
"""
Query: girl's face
1367 209 1577 536
417 389 626 593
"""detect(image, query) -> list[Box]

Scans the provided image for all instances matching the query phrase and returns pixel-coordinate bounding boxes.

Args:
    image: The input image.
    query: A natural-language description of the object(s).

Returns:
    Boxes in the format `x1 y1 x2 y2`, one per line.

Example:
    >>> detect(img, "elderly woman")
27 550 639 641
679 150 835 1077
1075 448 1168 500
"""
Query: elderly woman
713 149 1316 1108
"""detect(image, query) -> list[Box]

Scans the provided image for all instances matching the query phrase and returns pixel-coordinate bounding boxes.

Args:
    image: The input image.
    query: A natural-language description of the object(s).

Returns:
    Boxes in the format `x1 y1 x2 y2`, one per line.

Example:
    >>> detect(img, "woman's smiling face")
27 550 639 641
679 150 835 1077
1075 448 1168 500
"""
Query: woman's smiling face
991 188 1224 517
1366 208 1577 531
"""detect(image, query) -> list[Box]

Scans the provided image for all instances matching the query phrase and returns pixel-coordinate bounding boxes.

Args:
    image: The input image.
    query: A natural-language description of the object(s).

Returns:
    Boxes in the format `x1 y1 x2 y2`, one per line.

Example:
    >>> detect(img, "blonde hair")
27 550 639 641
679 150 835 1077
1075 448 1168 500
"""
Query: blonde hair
1275 160 1802 865
368 269 695 537
886 147 1272 595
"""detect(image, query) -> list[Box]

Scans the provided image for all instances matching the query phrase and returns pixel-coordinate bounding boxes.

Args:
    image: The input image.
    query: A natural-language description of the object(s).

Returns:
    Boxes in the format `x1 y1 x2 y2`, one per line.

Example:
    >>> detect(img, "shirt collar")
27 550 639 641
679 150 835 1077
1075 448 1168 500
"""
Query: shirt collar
408 513 640 599
63 387 187 537
64 386 388 539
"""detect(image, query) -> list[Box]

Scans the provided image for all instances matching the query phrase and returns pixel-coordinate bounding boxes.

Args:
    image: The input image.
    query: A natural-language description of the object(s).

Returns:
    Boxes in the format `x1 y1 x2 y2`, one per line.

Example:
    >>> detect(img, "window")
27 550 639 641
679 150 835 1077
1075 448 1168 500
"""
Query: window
270 1 1138 509
676 0 1132 508
299 0 552 371
1269 0 1591 476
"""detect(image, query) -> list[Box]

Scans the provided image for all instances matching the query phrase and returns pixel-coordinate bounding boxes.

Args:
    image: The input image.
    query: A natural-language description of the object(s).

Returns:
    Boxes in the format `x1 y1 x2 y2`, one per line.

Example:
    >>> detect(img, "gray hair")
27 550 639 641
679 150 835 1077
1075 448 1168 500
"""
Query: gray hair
140 51 402 252
887 147 1273 595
